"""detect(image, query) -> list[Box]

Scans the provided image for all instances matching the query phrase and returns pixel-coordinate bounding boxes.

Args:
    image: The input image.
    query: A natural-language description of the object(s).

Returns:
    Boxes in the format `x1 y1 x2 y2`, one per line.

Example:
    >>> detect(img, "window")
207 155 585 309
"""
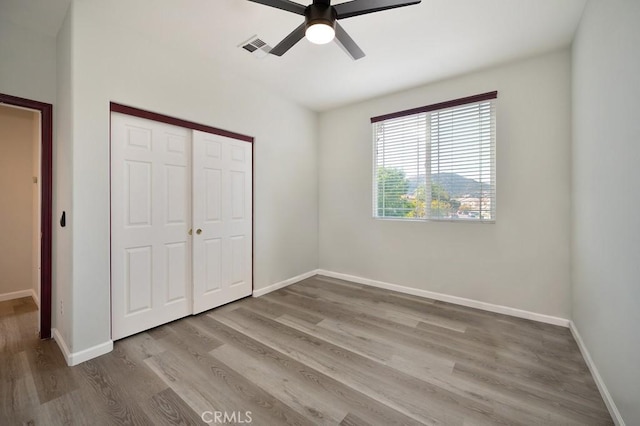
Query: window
372 91 497 222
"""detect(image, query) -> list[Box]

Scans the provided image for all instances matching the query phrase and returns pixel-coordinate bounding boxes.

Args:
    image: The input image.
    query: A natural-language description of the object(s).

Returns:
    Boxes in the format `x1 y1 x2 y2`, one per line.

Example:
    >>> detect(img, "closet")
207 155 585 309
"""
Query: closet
110 111 252 340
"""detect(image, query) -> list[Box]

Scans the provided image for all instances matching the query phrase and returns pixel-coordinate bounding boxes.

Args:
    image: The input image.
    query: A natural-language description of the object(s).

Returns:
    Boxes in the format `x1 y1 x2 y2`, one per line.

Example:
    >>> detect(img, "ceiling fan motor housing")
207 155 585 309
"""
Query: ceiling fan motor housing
247 0 421 59
305 2 337 30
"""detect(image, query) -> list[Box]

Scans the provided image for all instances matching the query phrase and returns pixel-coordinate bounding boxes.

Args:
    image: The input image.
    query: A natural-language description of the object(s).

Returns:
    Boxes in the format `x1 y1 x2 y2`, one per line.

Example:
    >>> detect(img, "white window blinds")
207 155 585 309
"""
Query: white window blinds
372 92 497 222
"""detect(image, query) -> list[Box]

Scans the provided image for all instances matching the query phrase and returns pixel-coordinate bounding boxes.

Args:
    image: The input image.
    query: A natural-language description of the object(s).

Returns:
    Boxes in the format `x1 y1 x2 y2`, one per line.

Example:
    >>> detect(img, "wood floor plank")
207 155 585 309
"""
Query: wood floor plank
0 279 613 425
290 282 468 332
239 296 326 325
268 286 592 388
166 318 225 353
0 313 24 353
309 276 435 311
0 355 39 424
300 278 473 330
212 307 513 425
149 388 207 426
265 290 512 360
211 343 350 424
0 300 15 317
277 314 455 377
116 331 166 361
293 283 426 328
276 314 395 362
209 310 444 424
95 341 186 425
146 324 314 425
76 357 154 425
144 351 220 417
26 339 79 404
146 347 314 426
23 388 97 425
339 412 371 426
189 314 424 426
0 349 27 383
452 361 613 425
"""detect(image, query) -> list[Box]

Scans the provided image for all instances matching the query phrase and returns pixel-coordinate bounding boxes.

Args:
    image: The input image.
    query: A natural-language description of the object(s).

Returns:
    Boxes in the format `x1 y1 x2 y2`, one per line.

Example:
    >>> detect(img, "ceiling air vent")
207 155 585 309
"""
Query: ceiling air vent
239 36 272 59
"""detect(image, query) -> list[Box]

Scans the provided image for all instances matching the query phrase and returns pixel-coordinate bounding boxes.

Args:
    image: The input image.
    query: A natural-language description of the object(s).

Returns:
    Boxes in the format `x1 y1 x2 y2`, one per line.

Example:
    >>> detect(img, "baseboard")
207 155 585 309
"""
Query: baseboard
253 269 320 297
316 269 570 327
52 328 72 364
52 328 114 367
570 322 625 426
0 289 34 303
30 289 40 308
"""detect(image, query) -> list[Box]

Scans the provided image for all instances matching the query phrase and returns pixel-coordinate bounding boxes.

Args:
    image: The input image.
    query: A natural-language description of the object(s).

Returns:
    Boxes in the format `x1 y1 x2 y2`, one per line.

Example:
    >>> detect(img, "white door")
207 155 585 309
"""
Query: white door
192 131 252 314
111 113 192 340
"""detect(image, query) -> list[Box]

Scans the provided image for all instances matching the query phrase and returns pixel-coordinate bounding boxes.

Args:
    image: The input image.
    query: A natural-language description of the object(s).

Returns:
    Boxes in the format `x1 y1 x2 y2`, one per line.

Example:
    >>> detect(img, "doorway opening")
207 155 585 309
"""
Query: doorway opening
0 93 53 339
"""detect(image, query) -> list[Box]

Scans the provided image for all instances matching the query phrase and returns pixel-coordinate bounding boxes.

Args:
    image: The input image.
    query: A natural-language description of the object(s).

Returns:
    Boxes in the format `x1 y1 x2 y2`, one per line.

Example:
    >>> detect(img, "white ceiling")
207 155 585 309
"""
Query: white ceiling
1 0 586 111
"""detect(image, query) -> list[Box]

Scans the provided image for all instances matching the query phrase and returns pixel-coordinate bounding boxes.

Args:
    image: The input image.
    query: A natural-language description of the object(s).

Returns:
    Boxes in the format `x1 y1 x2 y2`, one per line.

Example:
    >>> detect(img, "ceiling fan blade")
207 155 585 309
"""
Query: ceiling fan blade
334 0 421 19
269 23 307 56
335 22 365 60
246 0 306 15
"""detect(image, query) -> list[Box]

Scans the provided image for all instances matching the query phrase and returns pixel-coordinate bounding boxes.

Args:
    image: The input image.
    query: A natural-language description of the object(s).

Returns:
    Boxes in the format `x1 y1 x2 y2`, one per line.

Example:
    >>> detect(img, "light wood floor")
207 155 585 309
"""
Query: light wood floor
1 275 612 425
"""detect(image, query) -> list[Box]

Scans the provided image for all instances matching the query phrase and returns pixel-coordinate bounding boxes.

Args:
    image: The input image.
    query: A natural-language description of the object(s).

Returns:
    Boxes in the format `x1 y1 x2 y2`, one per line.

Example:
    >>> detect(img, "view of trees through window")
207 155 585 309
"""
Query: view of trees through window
373 96 496 222
376 168 492 220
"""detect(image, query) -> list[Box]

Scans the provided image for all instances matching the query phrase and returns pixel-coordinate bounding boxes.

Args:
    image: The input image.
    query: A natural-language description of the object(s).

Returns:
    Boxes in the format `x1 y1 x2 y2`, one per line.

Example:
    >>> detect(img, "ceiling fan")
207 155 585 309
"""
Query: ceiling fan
247 0 421 60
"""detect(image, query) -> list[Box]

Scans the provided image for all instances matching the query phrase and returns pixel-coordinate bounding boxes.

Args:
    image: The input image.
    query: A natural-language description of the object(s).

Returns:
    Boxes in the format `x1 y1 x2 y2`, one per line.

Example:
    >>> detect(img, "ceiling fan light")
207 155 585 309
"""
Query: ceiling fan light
305 23 335 45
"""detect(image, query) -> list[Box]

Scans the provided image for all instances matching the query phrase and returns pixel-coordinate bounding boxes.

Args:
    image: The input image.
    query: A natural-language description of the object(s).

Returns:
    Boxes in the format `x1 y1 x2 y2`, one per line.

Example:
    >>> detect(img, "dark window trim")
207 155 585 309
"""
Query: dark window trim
370 91 498 123
110 103 254 143
0 93 53 339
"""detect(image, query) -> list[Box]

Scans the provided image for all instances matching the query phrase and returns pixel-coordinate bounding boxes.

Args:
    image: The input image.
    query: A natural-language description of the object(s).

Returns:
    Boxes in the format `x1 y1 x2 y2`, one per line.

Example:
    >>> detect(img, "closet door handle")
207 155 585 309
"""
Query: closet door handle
188 229 193 236
196 229 202 235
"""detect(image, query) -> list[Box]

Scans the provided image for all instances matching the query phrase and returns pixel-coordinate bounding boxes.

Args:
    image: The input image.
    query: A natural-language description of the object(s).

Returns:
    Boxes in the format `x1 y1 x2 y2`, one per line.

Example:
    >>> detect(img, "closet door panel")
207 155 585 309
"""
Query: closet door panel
192 131 252 314
111 113 192 340
204 238 222 293
112 114 252 337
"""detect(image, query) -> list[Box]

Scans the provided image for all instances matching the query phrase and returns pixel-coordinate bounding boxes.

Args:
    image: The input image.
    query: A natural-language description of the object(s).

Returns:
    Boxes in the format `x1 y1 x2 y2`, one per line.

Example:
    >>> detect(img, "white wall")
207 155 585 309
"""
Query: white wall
0 18 57 104
0 105 37 296
572 1 640 424
54 7 74 348
319 50 572 318
61 2 318 354
0 7 57 325
0 14 56 307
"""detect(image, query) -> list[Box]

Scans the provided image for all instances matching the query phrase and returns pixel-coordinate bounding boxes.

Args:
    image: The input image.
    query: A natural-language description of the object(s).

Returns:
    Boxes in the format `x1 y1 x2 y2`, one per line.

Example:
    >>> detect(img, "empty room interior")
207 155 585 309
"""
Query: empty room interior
0 0 638 425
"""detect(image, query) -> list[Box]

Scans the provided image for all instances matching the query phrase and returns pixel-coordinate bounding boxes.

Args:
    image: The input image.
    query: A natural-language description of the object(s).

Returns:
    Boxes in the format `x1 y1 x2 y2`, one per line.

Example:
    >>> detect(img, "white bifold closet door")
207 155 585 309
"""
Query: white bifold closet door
192 130 252 314
111 113 252 340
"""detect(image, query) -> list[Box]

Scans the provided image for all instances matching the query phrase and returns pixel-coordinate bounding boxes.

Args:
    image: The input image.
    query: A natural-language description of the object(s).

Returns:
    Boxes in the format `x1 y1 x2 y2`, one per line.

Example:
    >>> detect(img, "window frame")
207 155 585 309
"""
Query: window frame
371 91 497 223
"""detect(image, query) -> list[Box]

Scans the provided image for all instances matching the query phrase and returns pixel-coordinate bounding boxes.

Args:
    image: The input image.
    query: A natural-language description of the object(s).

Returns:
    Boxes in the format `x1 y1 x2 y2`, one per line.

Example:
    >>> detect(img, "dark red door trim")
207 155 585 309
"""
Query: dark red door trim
110 103 254 143
0 93 53 339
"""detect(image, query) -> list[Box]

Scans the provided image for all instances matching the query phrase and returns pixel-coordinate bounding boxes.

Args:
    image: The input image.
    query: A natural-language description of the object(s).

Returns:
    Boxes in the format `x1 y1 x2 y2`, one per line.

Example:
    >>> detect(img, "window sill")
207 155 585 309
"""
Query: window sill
373 217 496 224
